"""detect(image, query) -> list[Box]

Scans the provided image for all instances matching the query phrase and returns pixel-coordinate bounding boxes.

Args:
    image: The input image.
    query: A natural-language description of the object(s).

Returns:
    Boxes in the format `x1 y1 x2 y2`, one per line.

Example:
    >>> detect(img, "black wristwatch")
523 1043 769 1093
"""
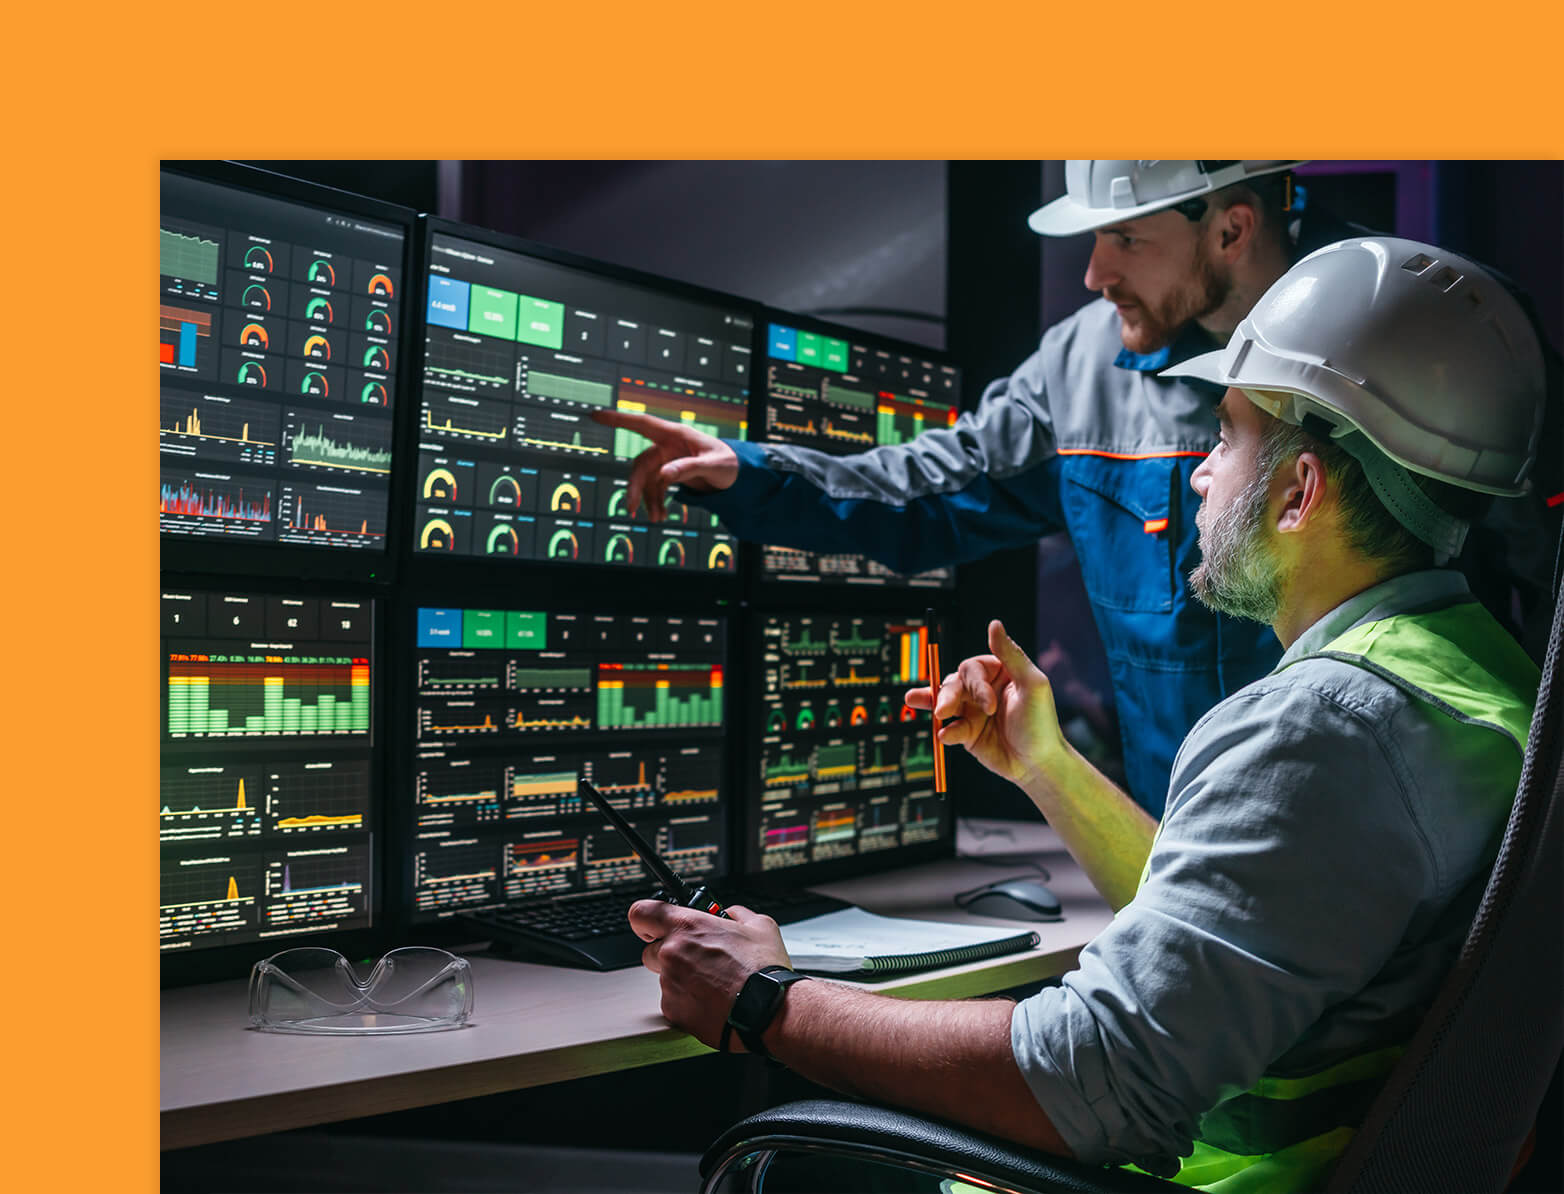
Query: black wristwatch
720 965 809 1057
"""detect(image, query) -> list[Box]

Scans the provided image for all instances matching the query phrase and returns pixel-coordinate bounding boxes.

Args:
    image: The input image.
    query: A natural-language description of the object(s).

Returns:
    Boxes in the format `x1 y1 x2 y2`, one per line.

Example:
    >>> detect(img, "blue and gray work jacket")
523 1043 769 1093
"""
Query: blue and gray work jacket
693 299 1281 814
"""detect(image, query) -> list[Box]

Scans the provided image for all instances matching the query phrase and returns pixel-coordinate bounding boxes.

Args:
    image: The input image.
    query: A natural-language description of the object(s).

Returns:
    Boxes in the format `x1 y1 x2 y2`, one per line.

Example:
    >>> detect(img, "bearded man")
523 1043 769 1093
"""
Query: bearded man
629 238 1546 1192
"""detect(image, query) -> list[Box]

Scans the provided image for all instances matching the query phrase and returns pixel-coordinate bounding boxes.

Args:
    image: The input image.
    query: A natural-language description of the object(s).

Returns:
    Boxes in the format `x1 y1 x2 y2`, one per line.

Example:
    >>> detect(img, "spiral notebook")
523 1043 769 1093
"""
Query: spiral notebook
779 907 1040 978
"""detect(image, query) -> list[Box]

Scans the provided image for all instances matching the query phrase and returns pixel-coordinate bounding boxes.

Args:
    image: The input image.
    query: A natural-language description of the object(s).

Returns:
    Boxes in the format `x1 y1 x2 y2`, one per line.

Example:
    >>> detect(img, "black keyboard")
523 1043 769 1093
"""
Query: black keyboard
468 885 854 971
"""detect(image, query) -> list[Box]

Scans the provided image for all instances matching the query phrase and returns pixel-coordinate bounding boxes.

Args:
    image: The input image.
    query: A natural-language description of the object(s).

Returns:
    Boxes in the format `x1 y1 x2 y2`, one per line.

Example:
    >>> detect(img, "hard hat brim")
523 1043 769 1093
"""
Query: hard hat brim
1028 192 1189 237
1158 350 1228 386
1028 160 1306 237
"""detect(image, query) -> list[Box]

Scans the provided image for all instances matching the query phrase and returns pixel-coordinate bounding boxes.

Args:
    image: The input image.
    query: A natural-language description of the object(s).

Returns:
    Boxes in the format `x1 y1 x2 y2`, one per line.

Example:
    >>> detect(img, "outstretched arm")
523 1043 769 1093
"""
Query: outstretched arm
628 899 1072 1156
907 620 1156 910
594 348 1067 575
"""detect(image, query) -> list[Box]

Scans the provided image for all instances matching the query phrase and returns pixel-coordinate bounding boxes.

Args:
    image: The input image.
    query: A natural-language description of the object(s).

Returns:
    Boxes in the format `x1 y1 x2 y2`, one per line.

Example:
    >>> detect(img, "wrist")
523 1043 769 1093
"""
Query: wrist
1014 734 1077 799
761 967 821 1058
724 965 809 1058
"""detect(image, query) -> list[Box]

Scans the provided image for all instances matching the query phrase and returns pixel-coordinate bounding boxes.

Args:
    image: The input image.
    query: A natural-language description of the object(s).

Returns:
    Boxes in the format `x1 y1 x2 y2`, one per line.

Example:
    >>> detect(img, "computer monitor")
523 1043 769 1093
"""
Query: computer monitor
160 587 379 970
758 315 962 588
406 602 727 921
160 163 414 577
412 219 755 573
743 610 953 881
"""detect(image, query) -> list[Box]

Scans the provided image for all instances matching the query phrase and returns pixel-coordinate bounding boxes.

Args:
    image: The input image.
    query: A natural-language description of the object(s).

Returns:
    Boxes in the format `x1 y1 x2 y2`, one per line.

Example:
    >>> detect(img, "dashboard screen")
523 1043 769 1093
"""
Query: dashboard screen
159 171 405 550
160 588 376 952
745 612 950 875
760 320 960 588
408 605 727 919
414 230 753 573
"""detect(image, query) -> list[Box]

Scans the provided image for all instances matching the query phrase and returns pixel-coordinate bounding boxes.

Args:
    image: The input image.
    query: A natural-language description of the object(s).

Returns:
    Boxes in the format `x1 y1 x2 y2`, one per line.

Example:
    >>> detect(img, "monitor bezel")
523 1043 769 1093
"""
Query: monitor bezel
389 575 742 944
746 305 964 598
404 215 760 594
158 576 388 988
158 160 420 585
732 604 957 889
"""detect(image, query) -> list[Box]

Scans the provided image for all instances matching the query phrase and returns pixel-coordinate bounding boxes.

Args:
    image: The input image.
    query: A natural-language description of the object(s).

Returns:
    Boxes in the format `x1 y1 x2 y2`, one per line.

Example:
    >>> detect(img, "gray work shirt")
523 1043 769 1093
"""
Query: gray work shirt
1010 569 1516 1169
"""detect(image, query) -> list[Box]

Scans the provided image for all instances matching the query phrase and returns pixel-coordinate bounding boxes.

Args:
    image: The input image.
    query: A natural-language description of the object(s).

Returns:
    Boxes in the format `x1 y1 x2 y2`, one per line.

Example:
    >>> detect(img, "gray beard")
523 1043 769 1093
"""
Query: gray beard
1189 467 1288 625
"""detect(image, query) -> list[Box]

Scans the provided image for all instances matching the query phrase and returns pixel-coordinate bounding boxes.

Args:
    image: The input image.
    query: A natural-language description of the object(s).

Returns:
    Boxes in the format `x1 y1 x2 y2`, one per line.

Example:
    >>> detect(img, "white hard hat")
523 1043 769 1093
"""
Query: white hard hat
1029 160 1304 237
1162 237 1547 559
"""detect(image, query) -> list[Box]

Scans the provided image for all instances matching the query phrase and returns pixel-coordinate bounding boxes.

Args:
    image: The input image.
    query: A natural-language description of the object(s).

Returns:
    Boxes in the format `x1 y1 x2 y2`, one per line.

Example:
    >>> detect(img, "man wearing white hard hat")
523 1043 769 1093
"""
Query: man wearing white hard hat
631 237 1545 1192
596 161 1367 816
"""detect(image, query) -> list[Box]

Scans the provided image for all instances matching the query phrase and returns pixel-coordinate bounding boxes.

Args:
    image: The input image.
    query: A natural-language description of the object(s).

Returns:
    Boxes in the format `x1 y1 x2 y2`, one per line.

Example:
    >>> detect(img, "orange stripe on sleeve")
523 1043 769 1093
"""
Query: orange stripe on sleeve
1057 448 1209 461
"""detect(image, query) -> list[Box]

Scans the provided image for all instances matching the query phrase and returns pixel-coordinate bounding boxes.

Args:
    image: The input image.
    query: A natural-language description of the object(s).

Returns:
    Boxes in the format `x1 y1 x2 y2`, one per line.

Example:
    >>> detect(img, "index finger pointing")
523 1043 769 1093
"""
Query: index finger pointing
590 408 668 435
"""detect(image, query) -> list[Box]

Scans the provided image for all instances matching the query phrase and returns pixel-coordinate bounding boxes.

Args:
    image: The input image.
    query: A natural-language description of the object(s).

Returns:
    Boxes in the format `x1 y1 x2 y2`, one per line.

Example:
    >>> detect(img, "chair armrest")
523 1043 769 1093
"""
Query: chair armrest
700 1098 1184 1194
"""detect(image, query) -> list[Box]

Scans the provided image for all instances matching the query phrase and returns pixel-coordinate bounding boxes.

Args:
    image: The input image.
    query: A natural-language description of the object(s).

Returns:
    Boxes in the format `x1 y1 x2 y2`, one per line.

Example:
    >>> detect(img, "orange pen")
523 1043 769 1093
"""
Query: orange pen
924 608 946 793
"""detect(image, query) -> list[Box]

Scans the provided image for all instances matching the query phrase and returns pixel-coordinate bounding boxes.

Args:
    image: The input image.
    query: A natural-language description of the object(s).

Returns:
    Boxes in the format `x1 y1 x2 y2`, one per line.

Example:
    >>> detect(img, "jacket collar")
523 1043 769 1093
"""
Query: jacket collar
1113 320 1220 376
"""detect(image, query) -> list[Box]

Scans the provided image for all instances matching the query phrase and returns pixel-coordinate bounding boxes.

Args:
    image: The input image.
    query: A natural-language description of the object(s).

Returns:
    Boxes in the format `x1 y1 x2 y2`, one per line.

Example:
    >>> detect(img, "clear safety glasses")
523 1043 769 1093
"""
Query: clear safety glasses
248 946 474 1034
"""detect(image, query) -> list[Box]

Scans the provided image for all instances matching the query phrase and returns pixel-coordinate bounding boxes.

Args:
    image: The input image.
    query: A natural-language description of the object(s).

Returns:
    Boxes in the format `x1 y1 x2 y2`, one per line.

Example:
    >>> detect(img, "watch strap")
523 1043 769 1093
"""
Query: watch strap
725 965 808 1058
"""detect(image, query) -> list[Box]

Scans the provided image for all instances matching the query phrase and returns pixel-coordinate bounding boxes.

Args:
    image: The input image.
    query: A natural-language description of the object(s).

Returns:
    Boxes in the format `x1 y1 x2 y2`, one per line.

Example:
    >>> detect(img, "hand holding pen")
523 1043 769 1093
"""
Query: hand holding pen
905 619 1070 791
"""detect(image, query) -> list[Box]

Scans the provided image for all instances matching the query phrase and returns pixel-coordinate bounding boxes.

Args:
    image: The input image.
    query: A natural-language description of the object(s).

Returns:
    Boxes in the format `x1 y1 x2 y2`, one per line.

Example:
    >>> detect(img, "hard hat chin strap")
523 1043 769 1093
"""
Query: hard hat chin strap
1323 424 1470 565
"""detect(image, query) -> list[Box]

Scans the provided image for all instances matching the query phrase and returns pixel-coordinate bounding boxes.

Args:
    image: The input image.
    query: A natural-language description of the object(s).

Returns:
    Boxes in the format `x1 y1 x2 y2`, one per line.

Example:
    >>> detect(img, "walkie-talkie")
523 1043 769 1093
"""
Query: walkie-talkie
578 779 729 918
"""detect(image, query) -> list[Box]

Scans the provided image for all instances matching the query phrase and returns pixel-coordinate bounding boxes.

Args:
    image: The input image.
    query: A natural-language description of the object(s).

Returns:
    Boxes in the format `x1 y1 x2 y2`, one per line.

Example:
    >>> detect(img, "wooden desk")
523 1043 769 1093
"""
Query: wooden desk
161 819 1110 1150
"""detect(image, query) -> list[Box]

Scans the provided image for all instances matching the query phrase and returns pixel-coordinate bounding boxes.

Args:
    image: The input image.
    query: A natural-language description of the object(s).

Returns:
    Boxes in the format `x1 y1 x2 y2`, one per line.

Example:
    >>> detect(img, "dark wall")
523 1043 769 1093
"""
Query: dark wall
242 160 443 216
945 163 1047 819
450 160 949 349
1437 160 1564 352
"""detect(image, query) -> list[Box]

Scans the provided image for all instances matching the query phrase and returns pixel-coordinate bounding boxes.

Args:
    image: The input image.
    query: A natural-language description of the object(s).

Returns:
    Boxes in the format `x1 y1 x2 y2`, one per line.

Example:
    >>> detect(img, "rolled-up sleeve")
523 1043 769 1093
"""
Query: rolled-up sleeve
1010 676 1434 1169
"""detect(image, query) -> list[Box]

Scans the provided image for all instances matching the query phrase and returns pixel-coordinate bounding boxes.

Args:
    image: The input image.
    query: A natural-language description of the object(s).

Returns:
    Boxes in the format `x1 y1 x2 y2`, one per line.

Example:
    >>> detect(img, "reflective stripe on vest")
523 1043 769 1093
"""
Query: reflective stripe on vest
1168 599 1538 1193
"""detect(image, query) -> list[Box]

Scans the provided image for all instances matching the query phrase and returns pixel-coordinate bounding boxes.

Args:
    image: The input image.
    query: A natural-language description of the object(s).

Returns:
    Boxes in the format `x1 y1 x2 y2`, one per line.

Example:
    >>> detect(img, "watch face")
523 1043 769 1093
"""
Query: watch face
733 969 786 1029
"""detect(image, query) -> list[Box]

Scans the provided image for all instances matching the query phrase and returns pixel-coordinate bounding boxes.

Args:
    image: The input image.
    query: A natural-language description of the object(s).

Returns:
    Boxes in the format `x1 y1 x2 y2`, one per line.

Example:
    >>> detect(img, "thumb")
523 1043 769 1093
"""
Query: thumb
988 620 1042 688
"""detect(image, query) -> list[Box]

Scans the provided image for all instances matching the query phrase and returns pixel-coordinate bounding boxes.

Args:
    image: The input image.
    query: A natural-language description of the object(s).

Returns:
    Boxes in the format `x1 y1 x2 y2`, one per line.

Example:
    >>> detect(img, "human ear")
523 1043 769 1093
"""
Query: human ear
1218 201 1257 258
1275 451 1326 534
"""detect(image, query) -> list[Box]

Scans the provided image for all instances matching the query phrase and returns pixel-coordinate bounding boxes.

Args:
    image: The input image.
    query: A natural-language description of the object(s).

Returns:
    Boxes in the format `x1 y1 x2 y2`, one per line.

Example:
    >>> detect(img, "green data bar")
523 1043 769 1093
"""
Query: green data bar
513 667 590 688
833 632 878 653
878 410 903 446
528 371 612 407
816 743 857 771
766 754 809 779
827 383 874 409
516 297 565 349
469 286 519 340
167 677 367 735
596 684 723 730
615 426 650 460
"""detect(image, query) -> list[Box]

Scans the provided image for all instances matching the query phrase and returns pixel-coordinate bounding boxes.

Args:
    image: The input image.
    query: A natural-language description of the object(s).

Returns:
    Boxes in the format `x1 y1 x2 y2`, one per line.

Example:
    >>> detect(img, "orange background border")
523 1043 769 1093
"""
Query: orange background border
4 1 1560 1188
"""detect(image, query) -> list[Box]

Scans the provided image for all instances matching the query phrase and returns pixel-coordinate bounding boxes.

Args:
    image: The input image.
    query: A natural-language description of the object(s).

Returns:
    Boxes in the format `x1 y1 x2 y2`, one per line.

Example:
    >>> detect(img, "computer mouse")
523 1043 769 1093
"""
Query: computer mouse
963 879 1063 921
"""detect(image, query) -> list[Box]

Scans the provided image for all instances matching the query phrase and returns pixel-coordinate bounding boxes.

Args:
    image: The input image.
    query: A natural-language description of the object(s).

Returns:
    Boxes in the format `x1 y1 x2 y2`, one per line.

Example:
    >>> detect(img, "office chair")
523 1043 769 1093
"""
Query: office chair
701 531 1564 1194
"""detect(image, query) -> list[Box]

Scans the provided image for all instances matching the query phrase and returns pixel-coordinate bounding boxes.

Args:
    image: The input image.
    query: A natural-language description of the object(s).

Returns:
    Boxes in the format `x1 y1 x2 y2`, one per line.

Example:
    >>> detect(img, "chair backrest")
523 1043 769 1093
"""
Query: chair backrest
1327 530 1564 1193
